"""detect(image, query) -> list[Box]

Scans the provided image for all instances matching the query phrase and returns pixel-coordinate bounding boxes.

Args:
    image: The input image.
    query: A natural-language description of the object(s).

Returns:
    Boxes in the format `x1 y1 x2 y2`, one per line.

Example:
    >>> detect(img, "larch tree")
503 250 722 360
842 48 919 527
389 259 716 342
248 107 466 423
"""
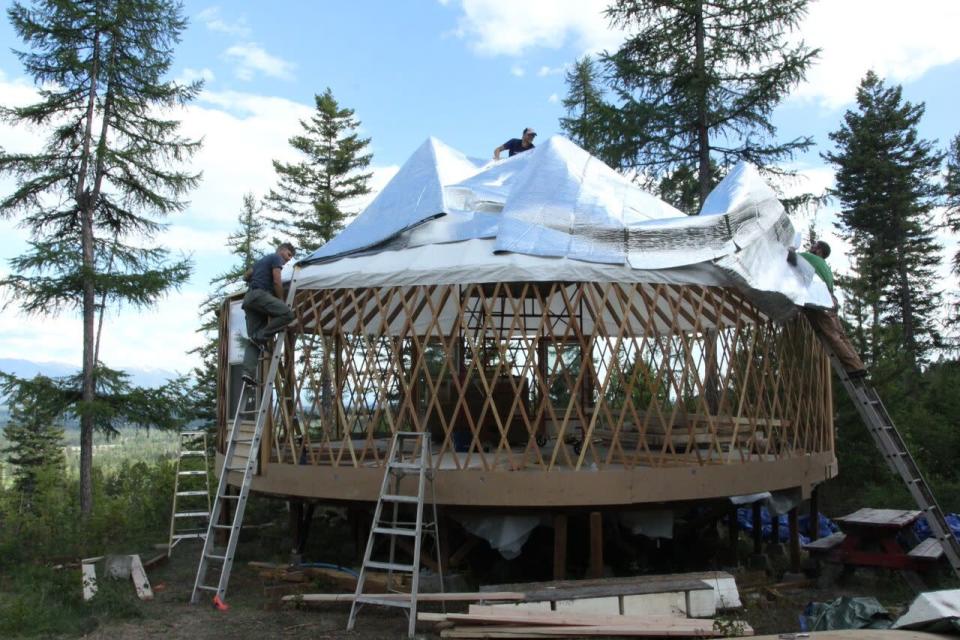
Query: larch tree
595 0 818 209
560 56 619 166
823 71 943 370
0 0 200 515
945 133 960 275
265 87 372 254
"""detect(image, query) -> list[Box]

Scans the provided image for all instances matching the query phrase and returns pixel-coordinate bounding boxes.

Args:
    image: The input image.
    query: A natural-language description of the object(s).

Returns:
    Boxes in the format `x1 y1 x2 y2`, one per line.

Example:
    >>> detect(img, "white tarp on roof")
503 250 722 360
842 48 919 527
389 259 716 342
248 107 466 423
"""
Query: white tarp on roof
294 135 832 315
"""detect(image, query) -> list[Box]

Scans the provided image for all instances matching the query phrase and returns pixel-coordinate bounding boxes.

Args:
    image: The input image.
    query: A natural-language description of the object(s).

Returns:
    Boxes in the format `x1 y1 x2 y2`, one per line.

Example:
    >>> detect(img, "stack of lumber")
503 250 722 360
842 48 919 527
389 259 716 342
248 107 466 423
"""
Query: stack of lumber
419 605 753 638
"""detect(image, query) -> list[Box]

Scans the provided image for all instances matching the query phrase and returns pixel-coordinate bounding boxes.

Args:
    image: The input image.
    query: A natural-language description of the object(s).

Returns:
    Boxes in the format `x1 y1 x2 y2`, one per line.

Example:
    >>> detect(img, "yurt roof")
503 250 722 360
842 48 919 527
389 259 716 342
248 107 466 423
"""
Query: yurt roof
290 136 832 318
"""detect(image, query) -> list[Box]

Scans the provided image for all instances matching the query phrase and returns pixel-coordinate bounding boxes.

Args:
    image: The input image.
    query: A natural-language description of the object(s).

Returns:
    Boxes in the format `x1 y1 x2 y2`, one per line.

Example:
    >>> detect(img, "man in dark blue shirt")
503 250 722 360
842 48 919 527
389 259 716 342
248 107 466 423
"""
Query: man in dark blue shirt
494 127 536 159
240 242 296 386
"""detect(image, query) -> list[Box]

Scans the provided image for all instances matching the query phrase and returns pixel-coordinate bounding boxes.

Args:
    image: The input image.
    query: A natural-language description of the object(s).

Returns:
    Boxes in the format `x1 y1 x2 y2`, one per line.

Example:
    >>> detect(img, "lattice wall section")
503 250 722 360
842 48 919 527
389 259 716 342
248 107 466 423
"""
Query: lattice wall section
265 282 832 471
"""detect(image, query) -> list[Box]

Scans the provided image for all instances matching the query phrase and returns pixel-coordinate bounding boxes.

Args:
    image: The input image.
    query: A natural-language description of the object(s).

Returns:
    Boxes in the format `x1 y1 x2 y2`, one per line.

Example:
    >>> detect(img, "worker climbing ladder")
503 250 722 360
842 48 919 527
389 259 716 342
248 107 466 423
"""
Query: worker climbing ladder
190 286 296 607
826 350 960 580
168 430 212 556
347 431 444 638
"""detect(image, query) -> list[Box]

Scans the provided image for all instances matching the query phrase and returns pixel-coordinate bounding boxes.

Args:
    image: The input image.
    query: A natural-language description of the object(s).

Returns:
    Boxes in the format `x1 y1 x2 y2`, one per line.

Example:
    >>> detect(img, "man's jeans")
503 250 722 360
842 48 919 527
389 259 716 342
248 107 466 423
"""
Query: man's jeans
241 288 294 379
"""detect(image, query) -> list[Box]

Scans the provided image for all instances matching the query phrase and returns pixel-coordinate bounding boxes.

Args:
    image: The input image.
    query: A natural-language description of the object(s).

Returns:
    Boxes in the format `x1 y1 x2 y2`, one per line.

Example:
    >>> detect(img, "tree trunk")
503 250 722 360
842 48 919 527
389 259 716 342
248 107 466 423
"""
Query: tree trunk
896 253 917 369
76 31 101 517
694 0 711 208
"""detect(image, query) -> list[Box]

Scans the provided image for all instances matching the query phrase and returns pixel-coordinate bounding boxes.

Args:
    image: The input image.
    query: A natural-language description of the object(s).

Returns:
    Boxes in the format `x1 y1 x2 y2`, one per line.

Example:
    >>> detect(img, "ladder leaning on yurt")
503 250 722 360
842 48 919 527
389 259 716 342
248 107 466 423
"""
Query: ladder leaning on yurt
824 346 960 580
190 283 297 608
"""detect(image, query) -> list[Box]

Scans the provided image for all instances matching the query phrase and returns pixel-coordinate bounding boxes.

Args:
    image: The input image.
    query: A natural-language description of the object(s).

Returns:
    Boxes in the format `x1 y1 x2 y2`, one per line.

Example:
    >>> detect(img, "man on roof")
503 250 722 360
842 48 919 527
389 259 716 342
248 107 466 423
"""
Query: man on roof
494 127 537 160
240 241 297 387
788 240 867 380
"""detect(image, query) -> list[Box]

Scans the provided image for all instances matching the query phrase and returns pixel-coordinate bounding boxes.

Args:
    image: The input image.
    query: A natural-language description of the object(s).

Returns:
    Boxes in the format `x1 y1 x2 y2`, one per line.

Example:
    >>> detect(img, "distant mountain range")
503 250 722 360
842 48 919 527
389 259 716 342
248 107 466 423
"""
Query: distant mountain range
0 358 180 389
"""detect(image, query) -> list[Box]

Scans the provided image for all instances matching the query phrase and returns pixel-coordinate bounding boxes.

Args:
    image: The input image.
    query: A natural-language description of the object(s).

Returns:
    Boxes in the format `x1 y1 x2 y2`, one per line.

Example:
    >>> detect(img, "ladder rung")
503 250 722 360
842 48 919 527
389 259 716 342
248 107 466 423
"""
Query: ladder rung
175 511 210 518
177 491 209 497
355 595 413 609
217 494 241 500
196 585 220 592
172 533 206 540
382 494 419 504
233 438 255 444
225 466 248 472
364 560 415 572
389 462 422 471
205 553 227 561
373 526 418 537
212 524 234 530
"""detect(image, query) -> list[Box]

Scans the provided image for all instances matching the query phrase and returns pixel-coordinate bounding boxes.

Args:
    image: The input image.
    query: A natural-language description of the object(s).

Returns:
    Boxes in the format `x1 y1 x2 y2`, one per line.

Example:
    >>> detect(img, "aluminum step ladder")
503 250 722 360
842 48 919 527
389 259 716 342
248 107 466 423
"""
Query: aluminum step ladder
827 351 960 580
168 430 212 556
190 332 288 607
347 431 443 638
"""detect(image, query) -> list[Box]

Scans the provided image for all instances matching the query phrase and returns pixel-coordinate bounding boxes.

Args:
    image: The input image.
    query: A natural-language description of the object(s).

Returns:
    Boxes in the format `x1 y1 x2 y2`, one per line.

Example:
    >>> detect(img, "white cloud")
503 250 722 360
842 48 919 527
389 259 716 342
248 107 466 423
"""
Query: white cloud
791 0 960 108
547 93 559 104
451 0 622 57
196 6 252 38
538 64 567 77
177 67 215 85
224 43 295 81
510 65 525 77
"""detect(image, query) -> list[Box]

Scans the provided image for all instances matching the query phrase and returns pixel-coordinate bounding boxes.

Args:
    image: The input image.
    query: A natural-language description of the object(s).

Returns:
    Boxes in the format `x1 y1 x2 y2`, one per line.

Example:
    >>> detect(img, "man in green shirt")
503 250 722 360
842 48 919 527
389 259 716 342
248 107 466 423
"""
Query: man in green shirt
789 240 866 380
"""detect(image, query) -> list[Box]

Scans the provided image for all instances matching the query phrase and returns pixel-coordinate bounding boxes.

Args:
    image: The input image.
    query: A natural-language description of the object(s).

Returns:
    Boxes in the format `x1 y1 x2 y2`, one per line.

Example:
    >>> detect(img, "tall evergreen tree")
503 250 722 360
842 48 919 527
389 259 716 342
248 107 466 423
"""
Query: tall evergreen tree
191 193 267 427
945 133 960 276
595 0 818 208
823 71 944 369
0 0 200 514
265 87 372 254
560 56 617 165
0 375 65 496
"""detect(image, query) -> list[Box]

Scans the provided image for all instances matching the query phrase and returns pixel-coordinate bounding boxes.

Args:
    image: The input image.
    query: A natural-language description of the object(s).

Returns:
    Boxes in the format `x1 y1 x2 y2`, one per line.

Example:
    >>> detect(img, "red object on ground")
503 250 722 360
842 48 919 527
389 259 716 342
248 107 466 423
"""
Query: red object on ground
212 595 230 611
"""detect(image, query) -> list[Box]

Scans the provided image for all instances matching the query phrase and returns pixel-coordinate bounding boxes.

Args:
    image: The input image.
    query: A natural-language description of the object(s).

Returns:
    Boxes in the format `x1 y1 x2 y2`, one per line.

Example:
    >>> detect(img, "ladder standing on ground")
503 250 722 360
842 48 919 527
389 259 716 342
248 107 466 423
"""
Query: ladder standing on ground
190 283 296 607
348 431 444 638
168 430 212 556
826 349 960 580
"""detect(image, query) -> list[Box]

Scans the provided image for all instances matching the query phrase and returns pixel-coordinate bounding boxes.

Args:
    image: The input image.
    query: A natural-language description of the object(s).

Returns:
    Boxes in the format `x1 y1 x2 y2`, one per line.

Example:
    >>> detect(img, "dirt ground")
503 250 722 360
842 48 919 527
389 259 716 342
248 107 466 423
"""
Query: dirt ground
72 538 945 640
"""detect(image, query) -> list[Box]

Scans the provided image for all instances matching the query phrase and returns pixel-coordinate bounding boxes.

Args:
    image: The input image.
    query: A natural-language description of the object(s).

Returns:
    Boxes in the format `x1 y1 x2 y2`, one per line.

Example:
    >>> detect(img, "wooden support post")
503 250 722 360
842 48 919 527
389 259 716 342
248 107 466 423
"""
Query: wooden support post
809 485 820 542
728 505 739 561
770 511 781 545
553 513 567 581
752 502 763 555
788 507 801 572
289 499 303 557
589 511 603 579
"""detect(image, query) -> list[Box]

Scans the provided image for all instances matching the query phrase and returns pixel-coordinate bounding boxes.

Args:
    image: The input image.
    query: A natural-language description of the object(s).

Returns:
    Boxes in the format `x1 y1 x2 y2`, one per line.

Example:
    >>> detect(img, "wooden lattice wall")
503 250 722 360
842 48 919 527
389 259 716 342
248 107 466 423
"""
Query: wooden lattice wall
241 281 832 473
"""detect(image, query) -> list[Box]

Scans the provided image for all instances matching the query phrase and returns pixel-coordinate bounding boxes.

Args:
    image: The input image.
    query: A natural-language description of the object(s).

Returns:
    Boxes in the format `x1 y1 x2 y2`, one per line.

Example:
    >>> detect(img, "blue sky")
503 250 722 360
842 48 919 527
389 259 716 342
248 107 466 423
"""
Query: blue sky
0 0 959 373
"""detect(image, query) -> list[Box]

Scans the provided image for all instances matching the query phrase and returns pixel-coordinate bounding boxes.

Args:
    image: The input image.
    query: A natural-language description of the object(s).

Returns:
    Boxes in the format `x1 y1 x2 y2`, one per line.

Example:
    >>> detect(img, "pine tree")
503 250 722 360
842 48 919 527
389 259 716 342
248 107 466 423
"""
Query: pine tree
560 56 617 165
266 88 372 254
596 0 818 207
0 0 200 514
823 71 944 369
945 133 960 276
191 193 267 427
0 375 65 496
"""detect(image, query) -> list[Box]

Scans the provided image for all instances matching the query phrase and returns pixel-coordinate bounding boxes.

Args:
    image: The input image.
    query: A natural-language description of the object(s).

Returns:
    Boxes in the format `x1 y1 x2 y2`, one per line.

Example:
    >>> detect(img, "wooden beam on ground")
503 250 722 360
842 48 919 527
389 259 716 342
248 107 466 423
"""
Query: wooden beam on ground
553 513 567 581
589 512 603 579
282 591 526 604
428 609 710 627
129 555 153 600
437 621 735 638
81 563 97 601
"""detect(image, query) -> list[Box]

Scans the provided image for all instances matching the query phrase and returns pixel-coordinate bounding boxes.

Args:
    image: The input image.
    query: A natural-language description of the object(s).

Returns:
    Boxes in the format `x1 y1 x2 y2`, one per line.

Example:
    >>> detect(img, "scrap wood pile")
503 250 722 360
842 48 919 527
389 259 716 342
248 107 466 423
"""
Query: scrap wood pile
419 605 753 638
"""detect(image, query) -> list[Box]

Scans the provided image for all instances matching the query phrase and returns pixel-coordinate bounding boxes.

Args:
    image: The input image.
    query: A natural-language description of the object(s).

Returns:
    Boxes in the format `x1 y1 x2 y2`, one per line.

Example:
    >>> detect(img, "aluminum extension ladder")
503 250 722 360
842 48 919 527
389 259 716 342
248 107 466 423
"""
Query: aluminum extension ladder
347 431 444 638
827 351 960 580
167 430 212 556
190 332 288 607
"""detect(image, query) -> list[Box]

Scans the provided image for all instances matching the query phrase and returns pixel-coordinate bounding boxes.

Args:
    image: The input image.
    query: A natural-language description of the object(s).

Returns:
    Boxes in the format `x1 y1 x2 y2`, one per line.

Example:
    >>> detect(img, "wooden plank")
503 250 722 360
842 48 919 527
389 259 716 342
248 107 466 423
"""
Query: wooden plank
439 621 735 638
803 531 846 551
907 538 944 560
128 555 153 600
424 610 711 627
282 591 526 604
555 596 619 615
81 563 97 601
480 574 715 602
836 508 920 528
